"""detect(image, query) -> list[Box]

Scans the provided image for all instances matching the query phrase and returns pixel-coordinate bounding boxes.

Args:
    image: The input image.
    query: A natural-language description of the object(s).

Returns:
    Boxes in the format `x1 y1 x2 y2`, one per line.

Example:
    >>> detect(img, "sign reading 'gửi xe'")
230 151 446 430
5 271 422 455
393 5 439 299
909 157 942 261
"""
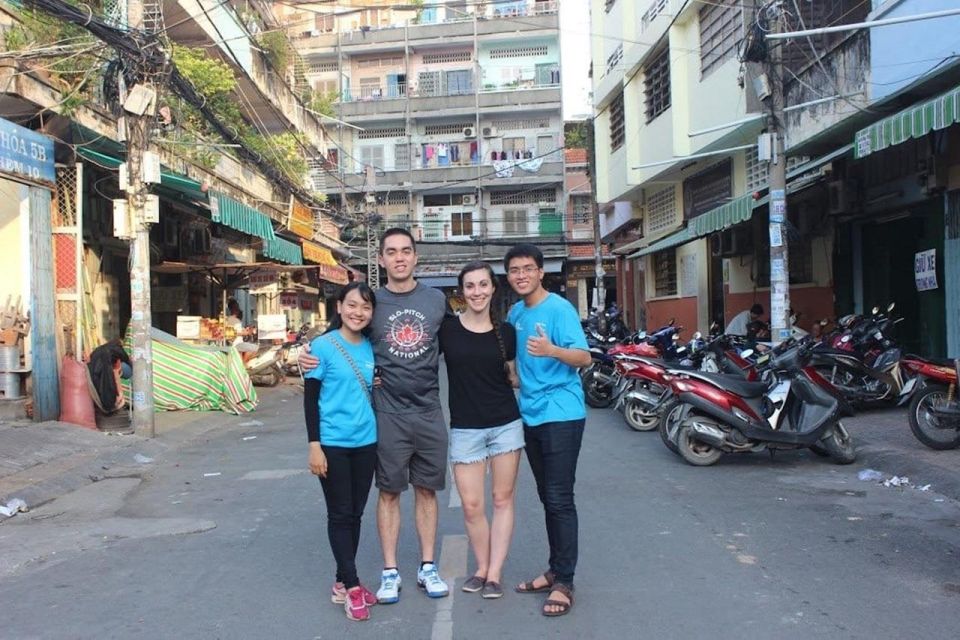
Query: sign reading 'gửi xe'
0 117 55 186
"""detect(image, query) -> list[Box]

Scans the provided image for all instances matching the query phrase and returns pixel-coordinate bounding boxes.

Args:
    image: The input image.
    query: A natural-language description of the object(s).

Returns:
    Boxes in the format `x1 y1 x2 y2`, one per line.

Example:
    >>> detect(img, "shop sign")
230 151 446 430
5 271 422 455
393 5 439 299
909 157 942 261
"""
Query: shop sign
567 261 615 278
914 249 938 291
302 240 337 265
248 272 277 293
288 197 315 240
258 314 287 341
280 292 298 309
299 296 317 312
0 118 54 186
318 263 349 285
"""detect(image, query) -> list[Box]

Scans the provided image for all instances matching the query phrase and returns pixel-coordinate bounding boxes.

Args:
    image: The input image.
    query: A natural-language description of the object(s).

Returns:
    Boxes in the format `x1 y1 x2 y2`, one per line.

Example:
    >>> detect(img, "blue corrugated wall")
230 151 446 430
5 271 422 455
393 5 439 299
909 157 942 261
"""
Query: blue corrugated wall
28 186 59 421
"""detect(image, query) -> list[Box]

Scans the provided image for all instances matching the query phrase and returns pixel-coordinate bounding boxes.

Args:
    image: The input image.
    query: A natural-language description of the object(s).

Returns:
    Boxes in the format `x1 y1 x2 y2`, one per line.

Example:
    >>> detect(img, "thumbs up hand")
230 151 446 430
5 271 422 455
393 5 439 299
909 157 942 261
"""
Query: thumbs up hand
527 322 554 358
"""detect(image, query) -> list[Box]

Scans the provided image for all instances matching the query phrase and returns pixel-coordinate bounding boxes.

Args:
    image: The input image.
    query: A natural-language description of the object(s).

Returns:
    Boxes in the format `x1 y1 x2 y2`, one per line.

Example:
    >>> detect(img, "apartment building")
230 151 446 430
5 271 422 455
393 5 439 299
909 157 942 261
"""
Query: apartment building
281 0 565 292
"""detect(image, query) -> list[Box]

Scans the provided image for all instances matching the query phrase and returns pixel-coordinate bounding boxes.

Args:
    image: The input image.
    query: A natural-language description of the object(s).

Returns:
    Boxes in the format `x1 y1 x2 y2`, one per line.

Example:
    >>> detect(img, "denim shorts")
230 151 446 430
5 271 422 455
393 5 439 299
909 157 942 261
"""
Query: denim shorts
449 419 524 465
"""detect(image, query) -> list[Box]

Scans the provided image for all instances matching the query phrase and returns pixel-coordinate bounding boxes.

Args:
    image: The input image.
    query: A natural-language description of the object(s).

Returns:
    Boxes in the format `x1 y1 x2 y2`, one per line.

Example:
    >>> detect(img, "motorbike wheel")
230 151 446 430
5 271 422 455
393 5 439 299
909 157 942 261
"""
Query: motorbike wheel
624 398 660 432
808 444 830 457
820 422 856 464
675 425 723 467
266 369 283 387
583 371 615 409
658 399 683 454
908 386 960 450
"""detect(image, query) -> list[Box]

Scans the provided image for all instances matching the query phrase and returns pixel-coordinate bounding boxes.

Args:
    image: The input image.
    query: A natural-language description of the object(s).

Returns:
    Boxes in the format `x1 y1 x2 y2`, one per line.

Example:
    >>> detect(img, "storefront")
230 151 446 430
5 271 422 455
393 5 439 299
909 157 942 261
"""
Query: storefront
564 258 616 318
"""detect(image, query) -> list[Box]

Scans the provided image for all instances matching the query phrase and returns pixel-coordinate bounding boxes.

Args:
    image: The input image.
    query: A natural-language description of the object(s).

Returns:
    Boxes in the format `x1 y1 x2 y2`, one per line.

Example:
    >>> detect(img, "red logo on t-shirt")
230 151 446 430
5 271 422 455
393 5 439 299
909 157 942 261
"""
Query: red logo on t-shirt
385 309 431 359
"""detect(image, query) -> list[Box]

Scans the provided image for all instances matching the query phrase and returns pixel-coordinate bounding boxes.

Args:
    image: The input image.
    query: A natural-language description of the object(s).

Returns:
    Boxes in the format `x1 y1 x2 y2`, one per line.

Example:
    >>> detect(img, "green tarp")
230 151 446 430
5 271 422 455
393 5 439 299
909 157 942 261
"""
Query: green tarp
263 235 304 265
855 83 960 159
212 191 277 241
122 328 258 414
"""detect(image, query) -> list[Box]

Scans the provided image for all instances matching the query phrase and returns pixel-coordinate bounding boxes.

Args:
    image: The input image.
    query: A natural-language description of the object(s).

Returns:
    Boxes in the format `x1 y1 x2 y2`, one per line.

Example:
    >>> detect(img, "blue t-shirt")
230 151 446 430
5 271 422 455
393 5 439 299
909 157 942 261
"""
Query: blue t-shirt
507 293 589 426
304 331 377 447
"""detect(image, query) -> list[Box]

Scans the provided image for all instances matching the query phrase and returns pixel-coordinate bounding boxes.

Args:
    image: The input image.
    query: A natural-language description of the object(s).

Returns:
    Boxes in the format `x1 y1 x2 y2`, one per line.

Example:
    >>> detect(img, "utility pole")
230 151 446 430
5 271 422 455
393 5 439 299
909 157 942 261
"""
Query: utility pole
126 0 160 436
364 165 380 289
586 120 605 313
765 3 791 344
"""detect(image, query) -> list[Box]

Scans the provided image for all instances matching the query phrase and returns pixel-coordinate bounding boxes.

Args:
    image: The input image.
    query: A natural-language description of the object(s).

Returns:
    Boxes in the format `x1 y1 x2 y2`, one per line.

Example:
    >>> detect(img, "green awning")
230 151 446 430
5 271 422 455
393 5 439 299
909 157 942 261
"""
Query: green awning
689 193 757 237
628 226 693 259
854 83 960 159
262 236 303 265
212 191 277 241
74 147 206 197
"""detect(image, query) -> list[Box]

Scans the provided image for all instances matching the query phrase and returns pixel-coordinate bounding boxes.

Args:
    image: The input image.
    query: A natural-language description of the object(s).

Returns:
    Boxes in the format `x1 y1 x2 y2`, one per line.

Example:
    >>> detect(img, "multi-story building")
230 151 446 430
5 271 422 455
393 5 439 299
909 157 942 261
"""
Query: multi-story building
281 0 565 299
591 0 960 356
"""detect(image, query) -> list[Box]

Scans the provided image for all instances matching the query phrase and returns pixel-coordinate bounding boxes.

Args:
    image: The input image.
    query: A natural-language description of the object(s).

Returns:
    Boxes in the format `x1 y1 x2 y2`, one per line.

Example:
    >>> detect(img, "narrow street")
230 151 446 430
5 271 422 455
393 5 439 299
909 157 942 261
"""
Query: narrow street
1 371 959 639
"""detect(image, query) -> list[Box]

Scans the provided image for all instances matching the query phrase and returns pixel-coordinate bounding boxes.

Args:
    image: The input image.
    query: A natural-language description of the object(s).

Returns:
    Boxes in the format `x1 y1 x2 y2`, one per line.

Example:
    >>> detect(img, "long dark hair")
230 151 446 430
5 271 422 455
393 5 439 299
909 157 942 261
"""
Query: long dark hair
325 282 376 336
458 261 508 372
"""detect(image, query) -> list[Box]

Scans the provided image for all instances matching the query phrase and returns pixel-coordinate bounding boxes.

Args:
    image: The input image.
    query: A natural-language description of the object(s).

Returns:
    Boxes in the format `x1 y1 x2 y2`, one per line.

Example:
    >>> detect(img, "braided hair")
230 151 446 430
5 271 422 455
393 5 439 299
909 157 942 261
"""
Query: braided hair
458 261 510 377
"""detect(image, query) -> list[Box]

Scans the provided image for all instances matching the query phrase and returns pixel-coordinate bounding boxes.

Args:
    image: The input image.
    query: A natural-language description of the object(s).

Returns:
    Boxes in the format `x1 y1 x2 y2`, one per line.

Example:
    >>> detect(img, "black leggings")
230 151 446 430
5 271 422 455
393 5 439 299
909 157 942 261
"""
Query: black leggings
318 443 377 588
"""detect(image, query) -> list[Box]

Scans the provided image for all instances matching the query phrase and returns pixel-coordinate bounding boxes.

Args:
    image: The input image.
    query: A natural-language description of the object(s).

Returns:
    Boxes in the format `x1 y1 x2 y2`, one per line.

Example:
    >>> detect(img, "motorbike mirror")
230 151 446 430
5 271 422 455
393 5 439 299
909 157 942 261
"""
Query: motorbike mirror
741 349 754 359
887 302 896 312
872 306 879 315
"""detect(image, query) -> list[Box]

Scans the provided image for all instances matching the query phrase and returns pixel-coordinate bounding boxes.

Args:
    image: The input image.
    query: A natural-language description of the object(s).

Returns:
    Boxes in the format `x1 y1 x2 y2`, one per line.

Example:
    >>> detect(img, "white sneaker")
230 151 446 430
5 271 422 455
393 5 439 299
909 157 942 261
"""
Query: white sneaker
376 569 401 604
417 563 449 598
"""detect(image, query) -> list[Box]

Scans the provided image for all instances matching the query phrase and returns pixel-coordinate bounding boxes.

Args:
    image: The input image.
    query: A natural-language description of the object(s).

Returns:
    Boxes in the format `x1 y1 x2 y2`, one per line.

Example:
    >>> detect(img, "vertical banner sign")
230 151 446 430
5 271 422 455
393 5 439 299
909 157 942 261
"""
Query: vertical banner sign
0 117 55 186
914 249 938 291
289 197 315 239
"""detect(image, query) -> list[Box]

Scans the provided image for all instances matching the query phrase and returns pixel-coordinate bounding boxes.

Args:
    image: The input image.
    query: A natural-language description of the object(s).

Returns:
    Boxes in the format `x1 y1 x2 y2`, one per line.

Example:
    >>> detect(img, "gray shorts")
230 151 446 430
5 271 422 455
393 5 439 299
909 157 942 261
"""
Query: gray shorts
376 407 448 493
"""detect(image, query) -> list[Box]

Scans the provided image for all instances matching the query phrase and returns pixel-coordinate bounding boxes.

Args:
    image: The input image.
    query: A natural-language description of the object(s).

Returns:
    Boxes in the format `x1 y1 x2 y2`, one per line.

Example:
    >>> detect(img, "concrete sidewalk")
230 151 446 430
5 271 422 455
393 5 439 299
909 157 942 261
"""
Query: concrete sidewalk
0 384 301 512
840 407 960 500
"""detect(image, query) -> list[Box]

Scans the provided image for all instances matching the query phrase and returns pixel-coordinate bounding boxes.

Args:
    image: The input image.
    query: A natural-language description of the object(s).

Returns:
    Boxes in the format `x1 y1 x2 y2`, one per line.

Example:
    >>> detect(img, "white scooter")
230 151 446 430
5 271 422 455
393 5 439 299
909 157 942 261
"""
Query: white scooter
246 343 285 387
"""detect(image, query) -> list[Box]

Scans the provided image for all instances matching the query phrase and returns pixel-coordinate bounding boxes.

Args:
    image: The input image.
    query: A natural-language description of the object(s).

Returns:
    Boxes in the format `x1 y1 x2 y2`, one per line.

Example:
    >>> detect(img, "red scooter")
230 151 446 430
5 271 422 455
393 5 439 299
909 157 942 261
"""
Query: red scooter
899 356 960 449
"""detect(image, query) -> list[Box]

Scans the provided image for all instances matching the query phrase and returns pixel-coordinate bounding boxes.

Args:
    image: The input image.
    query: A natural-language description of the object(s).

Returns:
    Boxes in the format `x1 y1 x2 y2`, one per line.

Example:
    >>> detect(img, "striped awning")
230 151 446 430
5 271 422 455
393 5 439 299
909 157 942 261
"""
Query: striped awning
262 236 303 265
301 241 338 266
689 193 757 237
212 192 277 241
854 83 960 159
627 226 693 259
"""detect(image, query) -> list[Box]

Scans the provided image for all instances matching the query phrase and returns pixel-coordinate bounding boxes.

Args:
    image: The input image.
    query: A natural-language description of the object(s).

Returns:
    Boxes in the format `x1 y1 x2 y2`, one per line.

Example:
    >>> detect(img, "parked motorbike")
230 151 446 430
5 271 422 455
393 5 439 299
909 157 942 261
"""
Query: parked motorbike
246 343 285 386
581 331 657 408
809 303 908 405
899 356 960 449
663 338 856 466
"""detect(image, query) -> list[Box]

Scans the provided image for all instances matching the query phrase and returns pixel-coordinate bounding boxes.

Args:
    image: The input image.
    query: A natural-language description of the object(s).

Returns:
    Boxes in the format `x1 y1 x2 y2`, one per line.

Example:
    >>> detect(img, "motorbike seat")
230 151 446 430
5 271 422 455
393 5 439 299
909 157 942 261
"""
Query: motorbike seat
811 346 859 358
680 371 769 398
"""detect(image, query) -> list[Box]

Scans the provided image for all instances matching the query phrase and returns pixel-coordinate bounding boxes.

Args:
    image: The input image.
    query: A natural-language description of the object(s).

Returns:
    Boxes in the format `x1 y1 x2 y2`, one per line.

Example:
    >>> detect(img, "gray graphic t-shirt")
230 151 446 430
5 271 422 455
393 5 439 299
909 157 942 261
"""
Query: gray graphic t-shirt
370 283 447 414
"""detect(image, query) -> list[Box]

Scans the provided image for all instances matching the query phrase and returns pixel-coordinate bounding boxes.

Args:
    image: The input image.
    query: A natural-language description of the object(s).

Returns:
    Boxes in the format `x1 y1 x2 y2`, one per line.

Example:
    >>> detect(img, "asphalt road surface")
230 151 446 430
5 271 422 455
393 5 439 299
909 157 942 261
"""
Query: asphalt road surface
1 370 958 639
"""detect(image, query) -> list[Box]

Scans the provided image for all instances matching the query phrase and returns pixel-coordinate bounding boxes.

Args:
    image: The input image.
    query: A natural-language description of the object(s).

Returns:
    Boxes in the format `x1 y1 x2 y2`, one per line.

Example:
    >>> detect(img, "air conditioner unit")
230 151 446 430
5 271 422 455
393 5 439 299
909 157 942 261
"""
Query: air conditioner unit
482 126 498 137
463 127 476 138
711 227 751 257
462 194 477 205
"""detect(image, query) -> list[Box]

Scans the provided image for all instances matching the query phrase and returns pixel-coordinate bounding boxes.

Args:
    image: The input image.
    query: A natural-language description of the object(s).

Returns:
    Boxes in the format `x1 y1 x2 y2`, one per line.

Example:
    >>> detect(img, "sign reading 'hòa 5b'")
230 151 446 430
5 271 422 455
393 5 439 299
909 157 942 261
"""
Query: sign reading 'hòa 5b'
0 117 55 186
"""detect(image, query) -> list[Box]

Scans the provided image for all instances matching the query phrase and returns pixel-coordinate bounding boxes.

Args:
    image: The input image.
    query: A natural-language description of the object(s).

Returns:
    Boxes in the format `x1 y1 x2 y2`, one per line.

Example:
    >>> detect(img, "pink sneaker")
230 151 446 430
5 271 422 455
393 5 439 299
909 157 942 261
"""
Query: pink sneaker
333 582 378 606
344 586 370 621
359 583 378 606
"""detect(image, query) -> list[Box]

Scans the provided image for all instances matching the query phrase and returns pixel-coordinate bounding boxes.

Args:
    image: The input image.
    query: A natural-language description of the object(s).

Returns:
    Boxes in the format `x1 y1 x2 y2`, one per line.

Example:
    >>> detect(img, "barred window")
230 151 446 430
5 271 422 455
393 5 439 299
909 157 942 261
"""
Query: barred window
571 195 591 225
699 0 742 77
358 126 406 139
309 61 338 73
644 47 670 123
357 56 403 69
489 45 548 59
653 250 677 297
609 92 625 152
641 0 667 31
490 118 550 130
422 50 472 64
646 186 676 235
423 122 473 136
606 44 623 76
385 191 409 205
489 189 556 205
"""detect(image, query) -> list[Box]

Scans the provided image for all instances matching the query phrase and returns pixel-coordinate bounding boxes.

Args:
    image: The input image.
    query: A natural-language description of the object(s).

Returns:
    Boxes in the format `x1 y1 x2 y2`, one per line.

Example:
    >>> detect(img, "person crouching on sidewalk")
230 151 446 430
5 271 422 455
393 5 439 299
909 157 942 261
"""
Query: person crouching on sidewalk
303 282 379 621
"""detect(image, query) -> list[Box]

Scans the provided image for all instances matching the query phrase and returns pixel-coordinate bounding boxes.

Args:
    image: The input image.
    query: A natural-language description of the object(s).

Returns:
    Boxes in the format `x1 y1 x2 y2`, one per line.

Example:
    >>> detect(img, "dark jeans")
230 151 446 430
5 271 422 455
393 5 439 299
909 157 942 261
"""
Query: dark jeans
318 443 377 588
523 419 585 586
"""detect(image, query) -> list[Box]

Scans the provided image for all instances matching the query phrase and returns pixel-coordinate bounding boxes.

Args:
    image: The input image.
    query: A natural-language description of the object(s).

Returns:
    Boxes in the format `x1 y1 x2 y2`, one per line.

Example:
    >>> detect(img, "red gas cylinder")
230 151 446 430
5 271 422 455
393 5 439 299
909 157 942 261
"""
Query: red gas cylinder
59 356 96 430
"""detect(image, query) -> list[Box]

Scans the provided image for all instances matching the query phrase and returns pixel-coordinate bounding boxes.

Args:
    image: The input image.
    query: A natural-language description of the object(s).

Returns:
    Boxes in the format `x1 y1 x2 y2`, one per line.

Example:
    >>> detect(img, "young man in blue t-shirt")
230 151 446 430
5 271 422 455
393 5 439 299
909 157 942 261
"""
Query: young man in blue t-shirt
504 243 591 617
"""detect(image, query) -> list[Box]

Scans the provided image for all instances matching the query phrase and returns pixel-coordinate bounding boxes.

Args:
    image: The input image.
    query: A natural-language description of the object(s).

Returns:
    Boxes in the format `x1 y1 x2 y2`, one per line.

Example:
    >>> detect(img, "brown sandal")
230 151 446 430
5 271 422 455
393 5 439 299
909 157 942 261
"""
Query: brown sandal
514 570 555 594
542 583 574 617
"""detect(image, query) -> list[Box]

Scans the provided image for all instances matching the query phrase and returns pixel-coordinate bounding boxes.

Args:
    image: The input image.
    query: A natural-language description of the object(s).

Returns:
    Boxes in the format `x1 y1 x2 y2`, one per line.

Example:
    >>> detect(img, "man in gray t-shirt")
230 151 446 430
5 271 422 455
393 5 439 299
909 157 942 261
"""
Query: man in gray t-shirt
300 228 450 603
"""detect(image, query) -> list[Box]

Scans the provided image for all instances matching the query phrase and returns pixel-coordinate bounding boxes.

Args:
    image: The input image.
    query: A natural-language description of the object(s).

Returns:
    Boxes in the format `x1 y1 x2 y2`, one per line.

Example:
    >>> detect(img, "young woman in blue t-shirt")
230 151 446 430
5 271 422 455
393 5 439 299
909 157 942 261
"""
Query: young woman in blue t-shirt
303 282 378 621
439 261 522 600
